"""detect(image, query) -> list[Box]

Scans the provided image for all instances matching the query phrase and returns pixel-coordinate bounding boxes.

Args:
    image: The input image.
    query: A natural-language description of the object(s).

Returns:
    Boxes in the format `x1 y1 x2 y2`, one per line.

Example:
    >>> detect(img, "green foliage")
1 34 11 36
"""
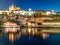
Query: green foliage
2 12 7 15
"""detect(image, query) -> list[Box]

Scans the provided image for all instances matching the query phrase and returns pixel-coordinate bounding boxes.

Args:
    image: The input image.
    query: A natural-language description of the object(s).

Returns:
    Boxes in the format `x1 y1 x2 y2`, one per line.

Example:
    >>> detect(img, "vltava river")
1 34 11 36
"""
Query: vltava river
0 28 60 45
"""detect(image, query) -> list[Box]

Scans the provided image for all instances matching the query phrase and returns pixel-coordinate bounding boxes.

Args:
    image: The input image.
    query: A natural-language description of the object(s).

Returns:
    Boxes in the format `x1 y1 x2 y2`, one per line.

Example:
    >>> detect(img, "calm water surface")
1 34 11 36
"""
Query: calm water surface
0 28 60 45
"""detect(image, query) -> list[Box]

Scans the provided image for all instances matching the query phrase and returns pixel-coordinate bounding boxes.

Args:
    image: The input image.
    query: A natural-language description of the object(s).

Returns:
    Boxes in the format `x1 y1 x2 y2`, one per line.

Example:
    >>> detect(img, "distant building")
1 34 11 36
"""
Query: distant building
0 4 55 16
0 10 9 14
9 4 35 15
46 10 55 15
42 20 60 26
9 4 21 11
35 10 46 16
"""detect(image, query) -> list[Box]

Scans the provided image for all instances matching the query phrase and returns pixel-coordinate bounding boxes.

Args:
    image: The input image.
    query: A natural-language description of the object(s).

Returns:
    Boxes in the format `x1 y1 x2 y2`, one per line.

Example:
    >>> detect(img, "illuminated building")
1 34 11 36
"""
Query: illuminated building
0 4 55 16
42 20 60 26
35 10 46 16
46 10 55 15
9 4 21 11
0 10 9 14
4 22 20 33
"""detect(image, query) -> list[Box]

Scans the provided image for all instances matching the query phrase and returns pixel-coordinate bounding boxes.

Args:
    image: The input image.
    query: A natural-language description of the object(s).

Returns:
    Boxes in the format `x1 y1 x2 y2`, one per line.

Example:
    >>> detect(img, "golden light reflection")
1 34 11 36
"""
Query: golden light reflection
32 28 37 36
15 32 21 40
9 33 14 42
7 28 50 43
28 28 31 34
35 29 37 34
42 33 49 39
8 32 21 43
32 31 35 36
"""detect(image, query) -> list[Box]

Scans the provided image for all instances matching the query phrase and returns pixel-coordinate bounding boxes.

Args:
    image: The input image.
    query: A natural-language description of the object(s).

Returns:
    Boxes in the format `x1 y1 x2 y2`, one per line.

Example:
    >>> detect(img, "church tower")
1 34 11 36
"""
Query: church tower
9 4 21 11
9 4 16 11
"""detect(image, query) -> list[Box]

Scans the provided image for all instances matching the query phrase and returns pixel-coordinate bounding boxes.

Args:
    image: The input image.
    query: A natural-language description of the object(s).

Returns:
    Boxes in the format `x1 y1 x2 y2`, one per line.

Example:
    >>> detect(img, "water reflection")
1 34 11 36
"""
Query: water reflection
1 28 49 41
9 33 14 42
0 27 52 45
7 28 49 42
8 32 21 43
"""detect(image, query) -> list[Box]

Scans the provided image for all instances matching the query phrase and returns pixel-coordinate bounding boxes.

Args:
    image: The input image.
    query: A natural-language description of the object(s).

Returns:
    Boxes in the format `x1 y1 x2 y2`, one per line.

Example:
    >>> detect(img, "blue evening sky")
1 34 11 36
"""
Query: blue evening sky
0 0 60 12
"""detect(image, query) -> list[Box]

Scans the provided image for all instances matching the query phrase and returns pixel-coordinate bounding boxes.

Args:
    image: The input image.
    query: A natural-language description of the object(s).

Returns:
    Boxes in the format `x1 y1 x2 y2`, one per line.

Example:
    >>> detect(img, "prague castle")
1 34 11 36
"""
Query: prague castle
9 4 21 11
0 4 55 15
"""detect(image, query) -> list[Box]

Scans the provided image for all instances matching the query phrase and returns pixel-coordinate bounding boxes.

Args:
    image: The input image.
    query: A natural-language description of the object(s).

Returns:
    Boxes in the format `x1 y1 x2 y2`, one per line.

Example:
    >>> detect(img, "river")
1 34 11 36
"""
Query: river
0 28 60 45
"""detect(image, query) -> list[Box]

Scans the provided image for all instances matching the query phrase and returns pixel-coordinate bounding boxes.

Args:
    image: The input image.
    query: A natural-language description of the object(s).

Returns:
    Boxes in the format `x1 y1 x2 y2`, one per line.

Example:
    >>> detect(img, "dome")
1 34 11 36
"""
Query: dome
15 7 21 11
17 7 20 9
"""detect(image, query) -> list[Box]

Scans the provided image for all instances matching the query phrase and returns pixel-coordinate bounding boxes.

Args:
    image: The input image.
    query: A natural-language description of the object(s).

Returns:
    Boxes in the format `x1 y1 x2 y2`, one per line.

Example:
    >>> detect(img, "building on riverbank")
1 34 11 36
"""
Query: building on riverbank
42 20 60 26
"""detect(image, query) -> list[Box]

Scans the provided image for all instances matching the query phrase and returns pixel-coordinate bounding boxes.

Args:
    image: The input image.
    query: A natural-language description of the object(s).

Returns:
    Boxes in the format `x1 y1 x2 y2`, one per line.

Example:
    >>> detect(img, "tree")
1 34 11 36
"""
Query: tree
2 12 7 15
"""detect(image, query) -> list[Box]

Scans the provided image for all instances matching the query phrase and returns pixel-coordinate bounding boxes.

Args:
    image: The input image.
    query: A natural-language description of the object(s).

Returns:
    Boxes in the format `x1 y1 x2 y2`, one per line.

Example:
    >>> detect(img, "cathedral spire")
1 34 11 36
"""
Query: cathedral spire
9 0 21 11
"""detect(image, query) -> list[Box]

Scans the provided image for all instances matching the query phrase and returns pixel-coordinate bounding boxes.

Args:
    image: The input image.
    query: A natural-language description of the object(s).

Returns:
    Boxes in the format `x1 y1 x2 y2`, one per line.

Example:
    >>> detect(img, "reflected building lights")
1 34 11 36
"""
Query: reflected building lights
32 31 35 36
42 33 49 39
3 28 50 44
7 28 50 41
28 28 31 34
9 33 14 42
8 32 21 43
